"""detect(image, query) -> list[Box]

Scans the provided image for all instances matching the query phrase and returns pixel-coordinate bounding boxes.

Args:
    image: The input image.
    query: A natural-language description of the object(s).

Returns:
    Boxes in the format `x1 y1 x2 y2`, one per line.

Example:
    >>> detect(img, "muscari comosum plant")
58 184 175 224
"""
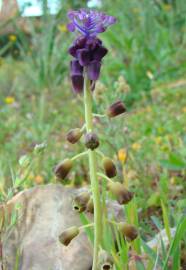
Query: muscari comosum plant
54 9 138 270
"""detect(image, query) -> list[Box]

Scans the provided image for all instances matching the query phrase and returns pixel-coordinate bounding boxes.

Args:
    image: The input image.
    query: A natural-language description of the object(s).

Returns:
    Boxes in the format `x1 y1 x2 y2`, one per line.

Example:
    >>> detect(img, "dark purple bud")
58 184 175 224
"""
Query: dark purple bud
108 182 133 205
54 159 73 180
75 36 87 48
70 60 83 75
85 37 102 50
84 132 99 150
66 128 83 144
103 157 117 178
77 49 90 66
93 46 108 61
71 74 84 93
87 60 101 81
107 100 126 118
68 45 78 57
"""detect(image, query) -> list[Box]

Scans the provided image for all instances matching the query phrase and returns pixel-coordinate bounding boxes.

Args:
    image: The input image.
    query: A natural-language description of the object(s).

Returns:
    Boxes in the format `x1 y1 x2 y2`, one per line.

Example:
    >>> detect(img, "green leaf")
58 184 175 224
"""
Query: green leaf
79 213 94 244
160 153 186 170
163 216 186 270
147 192 161 207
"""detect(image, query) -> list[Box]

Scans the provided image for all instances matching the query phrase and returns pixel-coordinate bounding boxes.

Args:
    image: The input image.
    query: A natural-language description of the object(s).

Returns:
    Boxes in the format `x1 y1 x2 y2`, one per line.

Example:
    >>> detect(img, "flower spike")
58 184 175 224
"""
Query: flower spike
67 9 116 93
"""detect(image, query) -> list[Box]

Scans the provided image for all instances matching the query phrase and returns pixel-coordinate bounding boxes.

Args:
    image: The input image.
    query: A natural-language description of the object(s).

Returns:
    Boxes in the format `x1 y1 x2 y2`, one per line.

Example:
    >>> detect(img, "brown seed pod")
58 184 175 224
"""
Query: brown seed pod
118 222 138 241
106 100 126 118
72 192 90 213
54 159 73 180
102 157 117 178
108 182 133 204
84 132 99 150
86 197 94 214
98 250 114 270
59 226 79 246
66 128 83 144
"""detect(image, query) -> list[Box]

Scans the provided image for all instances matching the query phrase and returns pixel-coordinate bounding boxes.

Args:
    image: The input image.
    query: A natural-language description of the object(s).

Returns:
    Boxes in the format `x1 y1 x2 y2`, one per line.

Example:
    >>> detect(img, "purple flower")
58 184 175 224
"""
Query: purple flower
67 9 116 37
67 9 116 93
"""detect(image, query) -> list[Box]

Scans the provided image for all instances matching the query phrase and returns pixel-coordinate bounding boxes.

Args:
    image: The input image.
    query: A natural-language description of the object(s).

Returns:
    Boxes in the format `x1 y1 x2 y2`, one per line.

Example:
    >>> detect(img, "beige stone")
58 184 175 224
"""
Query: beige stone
1 184 124 270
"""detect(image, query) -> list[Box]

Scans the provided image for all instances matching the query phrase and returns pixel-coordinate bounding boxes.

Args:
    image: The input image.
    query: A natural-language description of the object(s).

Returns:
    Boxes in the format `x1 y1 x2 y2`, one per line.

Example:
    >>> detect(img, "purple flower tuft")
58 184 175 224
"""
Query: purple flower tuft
67 9 116 37
67 9 116 94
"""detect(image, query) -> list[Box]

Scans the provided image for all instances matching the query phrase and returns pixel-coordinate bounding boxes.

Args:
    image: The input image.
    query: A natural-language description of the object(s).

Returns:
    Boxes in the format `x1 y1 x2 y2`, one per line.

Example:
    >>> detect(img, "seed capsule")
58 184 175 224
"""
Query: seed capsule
98 250 114 270
84 132 99 150
118 222 138 241
106 100 126 118
66 128 83 144
72 192 90 213
59 226 79 246
108 182 133 204
86 197 94 214
54 159 73 180
102 157 117 178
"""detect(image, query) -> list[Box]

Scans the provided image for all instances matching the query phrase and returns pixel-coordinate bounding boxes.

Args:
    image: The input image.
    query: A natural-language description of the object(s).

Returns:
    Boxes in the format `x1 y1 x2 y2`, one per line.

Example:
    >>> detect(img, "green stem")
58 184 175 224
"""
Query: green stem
80 223 94 230
93 113 106 118
84 72 102 270
71 151 88 161
97 172 113 184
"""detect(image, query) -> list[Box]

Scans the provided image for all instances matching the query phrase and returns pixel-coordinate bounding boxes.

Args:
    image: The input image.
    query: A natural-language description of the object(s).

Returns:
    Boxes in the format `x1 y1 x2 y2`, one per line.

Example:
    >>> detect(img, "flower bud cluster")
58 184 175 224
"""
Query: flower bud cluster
69 36 108 93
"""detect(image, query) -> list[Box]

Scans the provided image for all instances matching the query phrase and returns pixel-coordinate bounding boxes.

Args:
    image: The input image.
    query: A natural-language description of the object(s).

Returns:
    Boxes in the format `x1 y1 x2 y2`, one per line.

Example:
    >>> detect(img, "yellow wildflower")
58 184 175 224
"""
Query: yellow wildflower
182 106 186 113
157 127 165 134
9 35 17 42
154 136 162 145
160 144 169 152
118 148 127 164
163 4 172 12
170 177 176 185
58 24 68 33
132 8 140 14
131 143 141 151
28 173 34 181
146 106 152 113
4 96 15 105
35 175 44 185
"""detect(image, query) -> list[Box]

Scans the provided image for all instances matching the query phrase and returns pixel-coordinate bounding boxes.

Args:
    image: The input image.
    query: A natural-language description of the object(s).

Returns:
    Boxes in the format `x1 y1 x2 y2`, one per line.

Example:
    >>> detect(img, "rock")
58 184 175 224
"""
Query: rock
1 184 124 270
147 227 176 249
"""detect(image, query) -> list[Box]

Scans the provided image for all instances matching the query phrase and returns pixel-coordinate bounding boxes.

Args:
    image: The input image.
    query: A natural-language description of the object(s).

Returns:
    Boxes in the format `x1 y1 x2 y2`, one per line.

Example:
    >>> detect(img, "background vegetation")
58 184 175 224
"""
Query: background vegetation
0 0 186 269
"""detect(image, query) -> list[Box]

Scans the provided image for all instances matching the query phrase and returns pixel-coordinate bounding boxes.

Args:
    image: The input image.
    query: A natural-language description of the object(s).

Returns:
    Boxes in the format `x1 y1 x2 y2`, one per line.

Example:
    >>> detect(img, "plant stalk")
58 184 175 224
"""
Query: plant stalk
84 72 102 270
